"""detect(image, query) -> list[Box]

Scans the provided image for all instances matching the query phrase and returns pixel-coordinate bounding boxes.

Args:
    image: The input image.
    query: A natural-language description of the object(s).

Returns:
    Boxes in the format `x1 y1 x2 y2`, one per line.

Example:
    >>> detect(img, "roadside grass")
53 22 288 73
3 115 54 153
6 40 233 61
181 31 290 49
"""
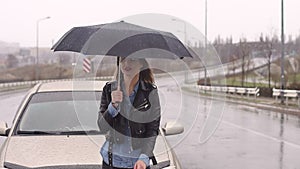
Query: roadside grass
288 73 300 82
225 78 268 87
220 72 300 89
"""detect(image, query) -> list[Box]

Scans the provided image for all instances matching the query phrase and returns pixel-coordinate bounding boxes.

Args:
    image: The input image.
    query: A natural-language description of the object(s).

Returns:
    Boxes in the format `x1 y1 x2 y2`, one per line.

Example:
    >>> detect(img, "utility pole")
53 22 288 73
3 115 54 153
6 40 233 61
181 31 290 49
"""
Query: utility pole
280 0 285 104
204 0 208 87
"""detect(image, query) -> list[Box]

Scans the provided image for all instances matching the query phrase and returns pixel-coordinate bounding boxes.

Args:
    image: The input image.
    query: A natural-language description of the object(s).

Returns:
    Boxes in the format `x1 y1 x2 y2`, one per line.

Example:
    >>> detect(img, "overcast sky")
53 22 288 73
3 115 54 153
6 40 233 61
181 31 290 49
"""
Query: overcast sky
1 0 299 47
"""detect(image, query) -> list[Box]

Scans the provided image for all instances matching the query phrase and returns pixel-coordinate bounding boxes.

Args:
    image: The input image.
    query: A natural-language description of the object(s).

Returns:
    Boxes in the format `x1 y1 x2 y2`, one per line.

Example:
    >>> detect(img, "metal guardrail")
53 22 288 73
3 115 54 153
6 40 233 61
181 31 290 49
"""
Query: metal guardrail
272 88 300 106
184 84 260 99
0 76 114 90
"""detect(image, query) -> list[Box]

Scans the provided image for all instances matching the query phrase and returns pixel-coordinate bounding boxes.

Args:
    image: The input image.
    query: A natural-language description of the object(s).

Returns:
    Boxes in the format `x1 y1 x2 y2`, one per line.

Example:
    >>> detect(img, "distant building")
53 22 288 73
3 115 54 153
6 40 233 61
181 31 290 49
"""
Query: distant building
29 47 54 64
20 48 31 56
39 47 56 64
0 41 20 55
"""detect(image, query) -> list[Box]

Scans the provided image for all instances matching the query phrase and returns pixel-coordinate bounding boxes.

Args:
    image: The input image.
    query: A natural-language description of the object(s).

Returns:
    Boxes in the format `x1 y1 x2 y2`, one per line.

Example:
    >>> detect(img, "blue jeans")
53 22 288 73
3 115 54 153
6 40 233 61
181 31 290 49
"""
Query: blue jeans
102 161 150 169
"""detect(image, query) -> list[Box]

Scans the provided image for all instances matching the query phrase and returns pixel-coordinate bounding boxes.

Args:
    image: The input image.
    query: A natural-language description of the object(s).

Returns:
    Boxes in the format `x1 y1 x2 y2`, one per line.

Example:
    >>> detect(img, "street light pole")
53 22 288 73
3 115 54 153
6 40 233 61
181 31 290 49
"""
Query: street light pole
280 0 285 104
204 0 208 87
36 16 51 80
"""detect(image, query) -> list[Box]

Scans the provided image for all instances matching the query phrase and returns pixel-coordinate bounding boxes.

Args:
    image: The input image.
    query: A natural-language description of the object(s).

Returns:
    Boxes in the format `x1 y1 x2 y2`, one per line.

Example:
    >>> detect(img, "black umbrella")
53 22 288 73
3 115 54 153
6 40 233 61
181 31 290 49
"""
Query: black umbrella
51 21 193 87
52 21 192 58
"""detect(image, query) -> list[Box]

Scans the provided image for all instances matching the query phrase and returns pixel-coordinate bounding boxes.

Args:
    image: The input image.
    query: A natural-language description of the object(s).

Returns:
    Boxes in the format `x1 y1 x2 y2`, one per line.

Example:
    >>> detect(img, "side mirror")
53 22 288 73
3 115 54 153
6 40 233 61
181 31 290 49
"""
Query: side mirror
0 121 8 137
162 121 184 136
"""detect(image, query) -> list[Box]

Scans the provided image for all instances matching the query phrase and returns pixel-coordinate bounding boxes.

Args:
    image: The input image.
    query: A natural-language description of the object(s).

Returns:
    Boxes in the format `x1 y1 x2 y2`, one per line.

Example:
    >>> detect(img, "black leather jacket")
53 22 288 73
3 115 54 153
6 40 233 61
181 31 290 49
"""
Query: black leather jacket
98 81 161 157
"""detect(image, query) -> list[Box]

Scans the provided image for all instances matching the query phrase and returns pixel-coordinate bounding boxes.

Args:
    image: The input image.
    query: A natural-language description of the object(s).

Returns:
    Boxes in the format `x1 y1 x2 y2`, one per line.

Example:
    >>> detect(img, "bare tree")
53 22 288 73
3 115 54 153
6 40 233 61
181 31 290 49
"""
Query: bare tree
58 53 72 65
296 35 300 55
260 34 273 88
238 38 250 87
5 54 19 69
258 33 279 88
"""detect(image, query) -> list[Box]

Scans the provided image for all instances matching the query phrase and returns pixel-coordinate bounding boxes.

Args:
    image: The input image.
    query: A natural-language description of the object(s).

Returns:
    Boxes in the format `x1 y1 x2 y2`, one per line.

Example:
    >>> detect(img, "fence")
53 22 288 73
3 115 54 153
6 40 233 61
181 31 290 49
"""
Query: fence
186 84 260 99
272 88 300 106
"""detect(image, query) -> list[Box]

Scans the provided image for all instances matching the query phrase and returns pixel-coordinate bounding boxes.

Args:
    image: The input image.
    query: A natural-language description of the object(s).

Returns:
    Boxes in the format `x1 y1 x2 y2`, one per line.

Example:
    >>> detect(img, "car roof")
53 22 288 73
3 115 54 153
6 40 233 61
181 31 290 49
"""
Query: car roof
37 80 107 92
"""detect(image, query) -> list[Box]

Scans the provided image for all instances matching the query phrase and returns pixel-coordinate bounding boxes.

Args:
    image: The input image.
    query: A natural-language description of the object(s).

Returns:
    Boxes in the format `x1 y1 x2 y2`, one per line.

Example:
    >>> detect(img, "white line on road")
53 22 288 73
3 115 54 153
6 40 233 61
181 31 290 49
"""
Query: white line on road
221 119 300 149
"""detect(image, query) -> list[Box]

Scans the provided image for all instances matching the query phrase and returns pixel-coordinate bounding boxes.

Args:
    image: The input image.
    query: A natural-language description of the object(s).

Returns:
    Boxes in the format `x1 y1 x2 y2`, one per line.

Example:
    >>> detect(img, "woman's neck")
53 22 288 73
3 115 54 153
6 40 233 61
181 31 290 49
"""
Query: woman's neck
123 74 139 96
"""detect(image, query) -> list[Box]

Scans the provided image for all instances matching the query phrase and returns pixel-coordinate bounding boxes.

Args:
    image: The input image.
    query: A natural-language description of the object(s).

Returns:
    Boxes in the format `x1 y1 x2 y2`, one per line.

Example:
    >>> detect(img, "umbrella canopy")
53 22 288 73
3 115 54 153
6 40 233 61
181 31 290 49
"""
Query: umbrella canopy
51 21 193 59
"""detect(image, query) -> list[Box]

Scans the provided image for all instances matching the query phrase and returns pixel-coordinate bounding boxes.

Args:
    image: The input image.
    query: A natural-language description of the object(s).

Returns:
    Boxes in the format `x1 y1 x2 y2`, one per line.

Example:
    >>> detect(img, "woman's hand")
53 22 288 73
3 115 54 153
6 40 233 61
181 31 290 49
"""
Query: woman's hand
111 90 123 107
134 160 146 169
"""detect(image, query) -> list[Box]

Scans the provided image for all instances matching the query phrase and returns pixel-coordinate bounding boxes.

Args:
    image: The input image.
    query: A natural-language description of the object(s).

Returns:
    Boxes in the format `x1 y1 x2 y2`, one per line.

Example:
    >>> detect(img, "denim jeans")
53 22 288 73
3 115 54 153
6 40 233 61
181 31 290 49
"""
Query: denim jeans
102 161 150 169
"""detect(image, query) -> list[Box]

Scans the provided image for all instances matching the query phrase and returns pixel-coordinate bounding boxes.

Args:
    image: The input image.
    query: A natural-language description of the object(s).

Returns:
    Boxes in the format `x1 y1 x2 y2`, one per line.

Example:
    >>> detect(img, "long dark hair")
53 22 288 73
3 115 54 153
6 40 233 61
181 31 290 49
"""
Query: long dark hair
138 59 154 84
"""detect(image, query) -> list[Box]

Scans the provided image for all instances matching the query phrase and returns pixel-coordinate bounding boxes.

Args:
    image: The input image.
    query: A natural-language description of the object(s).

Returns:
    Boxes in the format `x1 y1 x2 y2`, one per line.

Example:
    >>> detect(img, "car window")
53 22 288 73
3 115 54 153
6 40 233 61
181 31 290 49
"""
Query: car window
16 91 101 134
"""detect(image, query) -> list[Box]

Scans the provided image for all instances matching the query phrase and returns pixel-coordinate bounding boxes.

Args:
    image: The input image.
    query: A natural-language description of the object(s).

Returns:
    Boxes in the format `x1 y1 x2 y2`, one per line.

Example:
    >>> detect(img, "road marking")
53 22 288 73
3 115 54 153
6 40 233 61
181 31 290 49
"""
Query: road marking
221 119 300 149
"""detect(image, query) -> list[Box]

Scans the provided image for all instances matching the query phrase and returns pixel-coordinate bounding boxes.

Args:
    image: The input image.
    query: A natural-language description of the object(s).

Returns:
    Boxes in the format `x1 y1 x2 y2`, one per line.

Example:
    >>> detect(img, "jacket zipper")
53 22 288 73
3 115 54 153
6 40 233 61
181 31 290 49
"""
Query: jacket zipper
128 121 133 151
134 100 149 111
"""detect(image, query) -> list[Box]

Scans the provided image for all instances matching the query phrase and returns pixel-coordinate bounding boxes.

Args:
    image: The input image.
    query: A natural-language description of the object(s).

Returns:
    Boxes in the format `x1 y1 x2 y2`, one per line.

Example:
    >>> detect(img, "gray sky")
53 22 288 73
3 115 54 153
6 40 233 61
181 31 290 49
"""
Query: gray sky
1 0 299 47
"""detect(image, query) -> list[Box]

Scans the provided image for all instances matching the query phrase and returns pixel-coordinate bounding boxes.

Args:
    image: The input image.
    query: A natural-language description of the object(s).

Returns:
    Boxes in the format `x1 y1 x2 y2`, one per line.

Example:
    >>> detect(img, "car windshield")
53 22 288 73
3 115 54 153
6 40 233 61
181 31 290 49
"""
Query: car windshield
16 91 102 135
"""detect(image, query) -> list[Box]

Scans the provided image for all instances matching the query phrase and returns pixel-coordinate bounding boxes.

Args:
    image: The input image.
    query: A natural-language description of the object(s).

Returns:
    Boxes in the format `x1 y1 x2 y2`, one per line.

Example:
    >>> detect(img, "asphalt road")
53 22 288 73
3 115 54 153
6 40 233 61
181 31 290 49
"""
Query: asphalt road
1 79 300 169
157 77 300 169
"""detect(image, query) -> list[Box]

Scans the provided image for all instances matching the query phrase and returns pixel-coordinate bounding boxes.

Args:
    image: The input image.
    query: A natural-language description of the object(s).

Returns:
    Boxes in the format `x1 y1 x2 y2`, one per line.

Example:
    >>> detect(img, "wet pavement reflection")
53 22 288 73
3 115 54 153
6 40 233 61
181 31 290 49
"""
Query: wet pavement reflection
279 114 284 169
161 87 300 169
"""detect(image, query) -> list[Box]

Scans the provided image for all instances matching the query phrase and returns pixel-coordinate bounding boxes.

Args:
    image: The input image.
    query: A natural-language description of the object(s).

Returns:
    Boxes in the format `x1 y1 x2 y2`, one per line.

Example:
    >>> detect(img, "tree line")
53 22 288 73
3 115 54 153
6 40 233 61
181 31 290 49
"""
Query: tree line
189 33 300 88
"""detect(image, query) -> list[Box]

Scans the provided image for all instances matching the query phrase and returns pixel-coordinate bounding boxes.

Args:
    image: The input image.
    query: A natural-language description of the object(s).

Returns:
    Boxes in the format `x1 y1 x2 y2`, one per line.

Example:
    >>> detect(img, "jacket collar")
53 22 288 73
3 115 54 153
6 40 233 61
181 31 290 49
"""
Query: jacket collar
139 80 151 91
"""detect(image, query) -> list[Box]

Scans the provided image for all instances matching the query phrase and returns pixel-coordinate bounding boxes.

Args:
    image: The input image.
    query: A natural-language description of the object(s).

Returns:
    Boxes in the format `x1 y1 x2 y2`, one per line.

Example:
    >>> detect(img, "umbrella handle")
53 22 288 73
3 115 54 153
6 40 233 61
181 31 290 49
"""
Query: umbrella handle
117 57 121 90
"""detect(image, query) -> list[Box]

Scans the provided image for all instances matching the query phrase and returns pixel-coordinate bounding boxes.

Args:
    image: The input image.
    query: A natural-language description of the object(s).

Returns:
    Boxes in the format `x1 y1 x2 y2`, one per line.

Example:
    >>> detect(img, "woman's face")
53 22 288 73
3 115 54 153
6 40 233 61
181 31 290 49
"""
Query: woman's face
120 58 143 77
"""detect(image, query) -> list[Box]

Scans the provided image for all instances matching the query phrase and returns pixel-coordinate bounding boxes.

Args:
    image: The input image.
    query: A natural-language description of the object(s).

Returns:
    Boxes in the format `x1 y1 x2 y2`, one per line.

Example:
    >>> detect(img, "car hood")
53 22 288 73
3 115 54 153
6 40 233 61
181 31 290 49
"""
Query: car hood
3 135 169 168
4 135 103 168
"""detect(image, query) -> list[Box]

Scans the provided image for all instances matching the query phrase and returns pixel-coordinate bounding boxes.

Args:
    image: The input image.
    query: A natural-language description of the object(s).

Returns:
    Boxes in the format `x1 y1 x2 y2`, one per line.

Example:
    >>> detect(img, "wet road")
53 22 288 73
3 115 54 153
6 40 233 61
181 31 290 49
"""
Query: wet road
1 81 300 169
157 77 300 169
0 90 27 146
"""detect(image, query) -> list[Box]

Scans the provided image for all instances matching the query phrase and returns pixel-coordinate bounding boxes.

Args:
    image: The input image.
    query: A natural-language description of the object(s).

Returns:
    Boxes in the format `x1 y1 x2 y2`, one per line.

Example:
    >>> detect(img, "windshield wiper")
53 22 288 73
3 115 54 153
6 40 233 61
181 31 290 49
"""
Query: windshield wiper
60 130 103 135
17 130 60 135
17 130 103 136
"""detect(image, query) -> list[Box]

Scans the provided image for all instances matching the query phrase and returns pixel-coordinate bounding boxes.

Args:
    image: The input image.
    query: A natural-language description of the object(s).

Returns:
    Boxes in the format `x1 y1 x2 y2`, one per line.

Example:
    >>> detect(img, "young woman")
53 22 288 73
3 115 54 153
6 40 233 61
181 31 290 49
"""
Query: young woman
98 57 161 169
